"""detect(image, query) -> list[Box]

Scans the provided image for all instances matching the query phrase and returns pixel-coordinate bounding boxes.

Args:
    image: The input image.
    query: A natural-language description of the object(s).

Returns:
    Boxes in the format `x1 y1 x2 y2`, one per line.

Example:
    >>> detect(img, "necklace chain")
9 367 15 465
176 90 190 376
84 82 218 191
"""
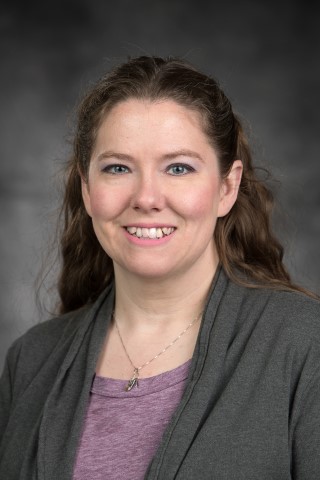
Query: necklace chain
114 312 202 391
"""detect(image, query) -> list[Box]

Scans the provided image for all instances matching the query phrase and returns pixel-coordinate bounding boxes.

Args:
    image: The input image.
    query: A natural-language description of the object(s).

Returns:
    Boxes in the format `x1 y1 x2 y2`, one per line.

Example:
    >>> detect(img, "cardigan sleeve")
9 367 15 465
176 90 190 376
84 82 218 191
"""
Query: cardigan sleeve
292 366 320 479
0 344 16 447
0 338 24 448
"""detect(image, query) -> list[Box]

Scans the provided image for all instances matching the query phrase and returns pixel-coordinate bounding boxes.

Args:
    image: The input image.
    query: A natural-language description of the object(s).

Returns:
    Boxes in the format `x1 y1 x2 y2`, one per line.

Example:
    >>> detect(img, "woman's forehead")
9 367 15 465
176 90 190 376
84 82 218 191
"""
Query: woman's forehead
92 98 216 159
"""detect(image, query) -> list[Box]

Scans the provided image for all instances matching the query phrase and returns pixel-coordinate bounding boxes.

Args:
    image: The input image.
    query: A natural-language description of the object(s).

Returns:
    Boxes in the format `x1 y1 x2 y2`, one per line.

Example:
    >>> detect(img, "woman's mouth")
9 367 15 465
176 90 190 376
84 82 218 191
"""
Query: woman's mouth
125 226 175 239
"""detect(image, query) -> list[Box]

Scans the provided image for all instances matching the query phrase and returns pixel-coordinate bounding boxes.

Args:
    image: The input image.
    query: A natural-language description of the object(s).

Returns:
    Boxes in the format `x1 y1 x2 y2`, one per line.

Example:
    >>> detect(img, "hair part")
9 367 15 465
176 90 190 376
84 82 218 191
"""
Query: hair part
57 55 314 313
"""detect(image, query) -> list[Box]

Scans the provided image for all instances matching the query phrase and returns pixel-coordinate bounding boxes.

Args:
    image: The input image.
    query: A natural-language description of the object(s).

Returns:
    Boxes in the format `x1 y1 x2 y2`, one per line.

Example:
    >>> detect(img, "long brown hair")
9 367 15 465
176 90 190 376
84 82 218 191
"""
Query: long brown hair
57 55 309 314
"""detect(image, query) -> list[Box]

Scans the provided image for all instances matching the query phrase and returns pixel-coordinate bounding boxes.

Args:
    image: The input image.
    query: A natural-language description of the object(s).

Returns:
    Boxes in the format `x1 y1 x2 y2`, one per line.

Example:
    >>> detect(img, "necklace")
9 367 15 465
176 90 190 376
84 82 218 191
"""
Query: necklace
114 312 202 391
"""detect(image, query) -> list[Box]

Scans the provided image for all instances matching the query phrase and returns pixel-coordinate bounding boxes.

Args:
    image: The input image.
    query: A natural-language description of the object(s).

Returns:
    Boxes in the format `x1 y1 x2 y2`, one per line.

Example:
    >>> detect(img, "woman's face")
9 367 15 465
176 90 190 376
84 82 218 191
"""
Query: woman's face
82 99 242 281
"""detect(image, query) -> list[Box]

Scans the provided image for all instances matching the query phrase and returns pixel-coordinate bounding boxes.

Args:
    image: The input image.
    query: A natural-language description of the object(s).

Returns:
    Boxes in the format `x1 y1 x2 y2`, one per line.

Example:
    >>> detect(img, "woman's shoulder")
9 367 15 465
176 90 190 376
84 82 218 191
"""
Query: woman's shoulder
8 285 113 360
264 287 319 323
240 285 320 345
269 288 320 343
221 271 320 347
21 305 89 341
5 306 91 373
2 285 114 402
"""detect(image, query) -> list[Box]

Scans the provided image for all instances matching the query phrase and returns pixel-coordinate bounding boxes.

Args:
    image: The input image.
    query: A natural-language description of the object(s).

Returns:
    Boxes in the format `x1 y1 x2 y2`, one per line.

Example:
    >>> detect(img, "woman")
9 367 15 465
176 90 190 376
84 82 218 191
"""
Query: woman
0 56 319 480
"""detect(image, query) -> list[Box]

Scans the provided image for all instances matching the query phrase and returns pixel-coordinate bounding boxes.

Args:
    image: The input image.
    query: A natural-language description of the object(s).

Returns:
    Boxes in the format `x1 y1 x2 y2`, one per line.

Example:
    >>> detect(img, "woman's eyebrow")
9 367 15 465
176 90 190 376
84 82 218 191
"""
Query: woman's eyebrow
161 149 203 162
96 151 133 162
96 149 203 162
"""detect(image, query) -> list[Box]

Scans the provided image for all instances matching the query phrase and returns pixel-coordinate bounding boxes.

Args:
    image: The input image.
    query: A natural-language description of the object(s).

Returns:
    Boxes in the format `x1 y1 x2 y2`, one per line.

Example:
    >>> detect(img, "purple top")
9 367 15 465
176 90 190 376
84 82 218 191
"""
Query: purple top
72 360 191 480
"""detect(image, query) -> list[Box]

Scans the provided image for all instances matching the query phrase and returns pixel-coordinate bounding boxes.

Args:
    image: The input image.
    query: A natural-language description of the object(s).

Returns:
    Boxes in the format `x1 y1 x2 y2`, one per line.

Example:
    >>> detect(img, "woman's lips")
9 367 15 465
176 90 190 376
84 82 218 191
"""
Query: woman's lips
125 226 175 239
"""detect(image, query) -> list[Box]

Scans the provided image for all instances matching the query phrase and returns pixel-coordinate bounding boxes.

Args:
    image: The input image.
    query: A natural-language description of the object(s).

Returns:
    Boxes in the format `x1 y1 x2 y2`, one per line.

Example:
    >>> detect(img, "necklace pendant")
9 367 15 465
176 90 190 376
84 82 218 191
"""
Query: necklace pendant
125 368 139 392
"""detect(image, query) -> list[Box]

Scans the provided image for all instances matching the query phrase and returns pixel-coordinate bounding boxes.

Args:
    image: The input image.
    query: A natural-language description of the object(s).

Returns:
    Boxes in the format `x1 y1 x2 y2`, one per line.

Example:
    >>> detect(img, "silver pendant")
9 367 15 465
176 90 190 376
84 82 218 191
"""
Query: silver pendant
125 368 139 391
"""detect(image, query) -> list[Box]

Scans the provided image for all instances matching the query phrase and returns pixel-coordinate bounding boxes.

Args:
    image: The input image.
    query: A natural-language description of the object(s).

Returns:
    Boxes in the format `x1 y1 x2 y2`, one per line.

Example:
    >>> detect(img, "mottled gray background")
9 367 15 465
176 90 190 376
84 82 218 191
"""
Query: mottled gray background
1 0 319 371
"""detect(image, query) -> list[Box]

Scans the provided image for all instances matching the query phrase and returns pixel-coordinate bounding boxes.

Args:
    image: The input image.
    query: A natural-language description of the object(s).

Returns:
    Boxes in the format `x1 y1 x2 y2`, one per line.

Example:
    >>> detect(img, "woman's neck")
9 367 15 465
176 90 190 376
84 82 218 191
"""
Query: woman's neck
96 260 219 379
112 261 219 332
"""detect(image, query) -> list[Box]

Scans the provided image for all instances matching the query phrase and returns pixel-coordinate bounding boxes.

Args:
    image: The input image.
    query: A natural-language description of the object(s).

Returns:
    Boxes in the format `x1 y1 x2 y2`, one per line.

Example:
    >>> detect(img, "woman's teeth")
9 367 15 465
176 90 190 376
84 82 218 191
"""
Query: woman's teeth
126 227 175 239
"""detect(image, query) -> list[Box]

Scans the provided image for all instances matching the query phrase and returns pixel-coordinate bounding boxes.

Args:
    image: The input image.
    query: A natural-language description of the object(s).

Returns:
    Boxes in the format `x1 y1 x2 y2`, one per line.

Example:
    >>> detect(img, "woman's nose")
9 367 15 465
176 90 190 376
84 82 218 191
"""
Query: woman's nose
131 172 165 212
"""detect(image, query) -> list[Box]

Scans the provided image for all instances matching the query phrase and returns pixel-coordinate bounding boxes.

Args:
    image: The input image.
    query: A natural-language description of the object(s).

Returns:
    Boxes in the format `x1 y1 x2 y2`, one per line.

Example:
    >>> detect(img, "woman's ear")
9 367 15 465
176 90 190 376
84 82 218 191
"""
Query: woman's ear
81 177 92 218
217 160 243 218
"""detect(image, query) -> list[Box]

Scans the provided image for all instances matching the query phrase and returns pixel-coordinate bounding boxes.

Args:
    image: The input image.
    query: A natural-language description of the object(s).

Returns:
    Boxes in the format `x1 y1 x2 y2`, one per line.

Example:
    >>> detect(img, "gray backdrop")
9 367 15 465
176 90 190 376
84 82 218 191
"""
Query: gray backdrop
1 0 319 371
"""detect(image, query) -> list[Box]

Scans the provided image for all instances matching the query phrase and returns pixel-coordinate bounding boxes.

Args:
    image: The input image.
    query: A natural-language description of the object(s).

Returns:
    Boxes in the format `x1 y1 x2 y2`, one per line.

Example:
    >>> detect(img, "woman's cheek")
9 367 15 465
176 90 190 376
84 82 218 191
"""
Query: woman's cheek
180 186 219 218
88 186 128 219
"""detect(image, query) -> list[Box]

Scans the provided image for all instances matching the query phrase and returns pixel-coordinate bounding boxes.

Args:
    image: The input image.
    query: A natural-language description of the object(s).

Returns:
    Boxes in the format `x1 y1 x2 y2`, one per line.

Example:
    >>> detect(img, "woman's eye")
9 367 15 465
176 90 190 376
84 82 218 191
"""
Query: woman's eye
103 164 130 174
167 164 195 176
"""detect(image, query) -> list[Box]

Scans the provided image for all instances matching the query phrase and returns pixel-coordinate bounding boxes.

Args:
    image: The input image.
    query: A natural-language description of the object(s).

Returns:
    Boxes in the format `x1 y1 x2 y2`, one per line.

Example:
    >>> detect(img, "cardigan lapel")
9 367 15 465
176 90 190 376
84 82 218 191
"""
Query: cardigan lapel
145 268 243 479
37 286 115 480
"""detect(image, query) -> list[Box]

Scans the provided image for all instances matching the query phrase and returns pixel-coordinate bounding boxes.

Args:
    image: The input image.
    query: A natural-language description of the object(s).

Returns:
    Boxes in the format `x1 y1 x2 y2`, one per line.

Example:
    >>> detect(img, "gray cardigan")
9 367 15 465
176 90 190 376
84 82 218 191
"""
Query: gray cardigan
1 268 320 479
